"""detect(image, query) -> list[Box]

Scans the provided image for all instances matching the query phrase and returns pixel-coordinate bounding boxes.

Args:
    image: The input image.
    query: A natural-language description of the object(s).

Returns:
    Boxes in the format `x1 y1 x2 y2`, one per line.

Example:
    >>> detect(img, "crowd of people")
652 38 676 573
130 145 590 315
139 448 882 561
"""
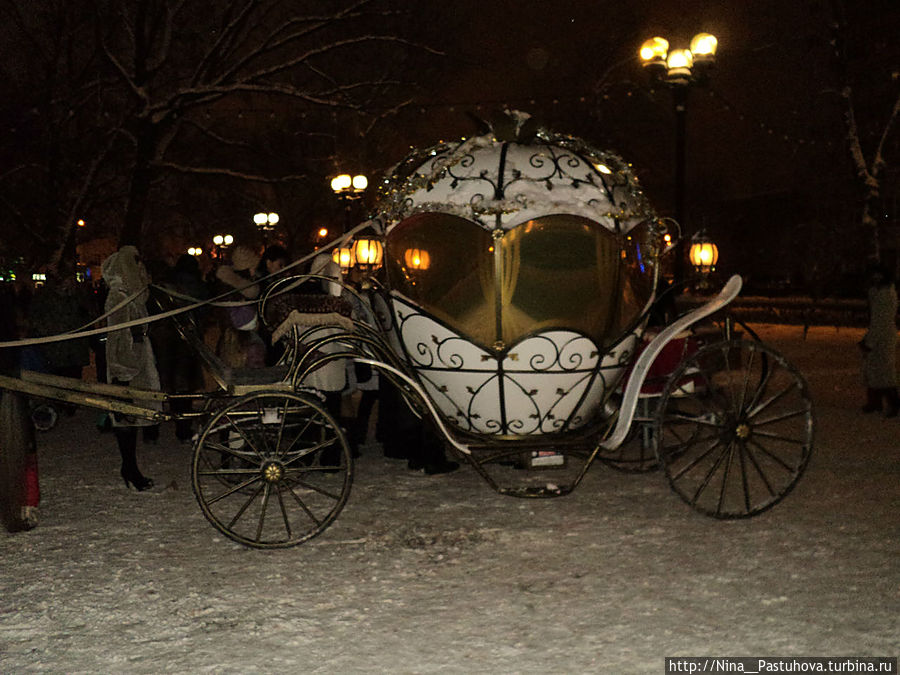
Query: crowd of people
1 240 459 516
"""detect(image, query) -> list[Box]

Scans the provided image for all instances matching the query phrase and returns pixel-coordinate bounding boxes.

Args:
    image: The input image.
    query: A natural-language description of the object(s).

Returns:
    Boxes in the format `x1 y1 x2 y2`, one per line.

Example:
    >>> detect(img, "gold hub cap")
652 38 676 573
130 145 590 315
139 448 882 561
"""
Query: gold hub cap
263 462 283 482
735 423 751 440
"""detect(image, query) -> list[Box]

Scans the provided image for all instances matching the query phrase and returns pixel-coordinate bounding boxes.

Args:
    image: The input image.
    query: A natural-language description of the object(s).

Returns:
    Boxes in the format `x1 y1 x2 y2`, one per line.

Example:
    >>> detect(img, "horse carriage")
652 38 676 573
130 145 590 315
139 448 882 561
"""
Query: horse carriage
0 117 814 547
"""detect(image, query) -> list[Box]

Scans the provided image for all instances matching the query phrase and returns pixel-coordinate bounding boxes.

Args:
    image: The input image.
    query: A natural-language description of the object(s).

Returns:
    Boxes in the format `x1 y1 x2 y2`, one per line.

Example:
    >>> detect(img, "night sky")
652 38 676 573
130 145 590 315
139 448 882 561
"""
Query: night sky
394 0 847 196
375 0 896 283
0 0 896 282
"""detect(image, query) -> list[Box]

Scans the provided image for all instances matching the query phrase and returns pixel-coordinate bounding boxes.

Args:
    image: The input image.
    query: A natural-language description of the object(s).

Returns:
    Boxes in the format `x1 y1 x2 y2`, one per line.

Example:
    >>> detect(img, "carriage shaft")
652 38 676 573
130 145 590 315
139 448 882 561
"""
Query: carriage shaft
0 372 172 422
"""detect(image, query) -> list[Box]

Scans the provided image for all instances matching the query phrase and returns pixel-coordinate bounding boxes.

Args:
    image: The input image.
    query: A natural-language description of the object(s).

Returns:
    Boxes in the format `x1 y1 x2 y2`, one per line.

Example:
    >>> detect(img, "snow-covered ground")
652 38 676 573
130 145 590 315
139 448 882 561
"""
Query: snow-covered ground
1 324 898 673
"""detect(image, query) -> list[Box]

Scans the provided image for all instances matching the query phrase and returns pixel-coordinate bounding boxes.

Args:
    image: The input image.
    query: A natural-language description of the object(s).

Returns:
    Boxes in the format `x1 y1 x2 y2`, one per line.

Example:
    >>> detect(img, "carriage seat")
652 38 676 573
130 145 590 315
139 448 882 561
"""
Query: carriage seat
193 330 292 395
620 330 702 397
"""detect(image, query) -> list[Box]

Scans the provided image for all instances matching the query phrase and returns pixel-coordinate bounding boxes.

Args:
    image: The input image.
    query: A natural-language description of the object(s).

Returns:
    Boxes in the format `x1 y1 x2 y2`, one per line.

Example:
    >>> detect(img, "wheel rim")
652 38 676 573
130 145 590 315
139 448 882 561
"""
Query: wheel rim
192 391 352 548
654 339 814 518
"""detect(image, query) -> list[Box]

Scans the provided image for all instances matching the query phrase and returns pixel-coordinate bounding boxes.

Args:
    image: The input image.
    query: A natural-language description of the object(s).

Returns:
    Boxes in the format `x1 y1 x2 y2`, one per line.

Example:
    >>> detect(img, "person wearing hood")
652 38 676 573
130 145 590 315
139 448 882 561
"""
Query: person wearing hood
101 246 160 491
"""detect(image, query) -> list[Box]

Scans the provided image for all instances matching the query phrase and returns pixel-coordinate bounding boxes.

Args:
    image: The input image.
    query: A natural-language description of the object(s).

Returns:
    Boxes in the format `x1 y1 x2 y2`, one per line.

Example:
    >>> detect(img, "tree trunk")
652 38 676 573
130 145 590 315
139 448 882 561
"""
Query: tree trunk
119 121 158 249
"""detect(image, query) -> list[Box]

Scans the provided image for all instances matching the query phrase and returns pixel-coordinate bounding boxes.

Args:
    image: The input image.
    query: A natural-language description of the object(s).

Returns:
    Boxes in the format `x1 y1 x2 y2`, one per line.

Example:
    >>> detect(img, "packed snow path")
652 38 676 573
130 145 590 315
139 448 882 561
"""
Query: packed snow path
1 324 898 673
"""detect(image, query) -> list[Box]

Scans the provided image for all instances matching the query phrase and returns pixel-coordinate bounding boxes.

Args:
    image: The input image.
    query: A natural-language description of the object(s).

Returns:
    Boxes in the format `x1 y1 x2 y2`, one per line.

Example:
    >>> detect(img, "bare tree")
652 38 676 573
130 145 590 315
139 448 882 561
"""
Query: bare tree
828 0 900 262
0 0 436 268
0 1 112 271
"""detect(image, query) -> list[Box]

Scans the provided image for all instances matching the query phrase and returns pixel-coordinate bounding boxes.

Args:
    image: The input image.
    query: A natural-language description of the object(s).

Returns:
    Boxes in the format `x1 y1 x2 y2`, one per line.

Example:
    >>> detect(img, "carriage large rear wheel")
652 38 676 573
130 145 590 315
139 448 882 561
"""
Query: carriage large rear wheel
192 390 352 548
653 339 813 518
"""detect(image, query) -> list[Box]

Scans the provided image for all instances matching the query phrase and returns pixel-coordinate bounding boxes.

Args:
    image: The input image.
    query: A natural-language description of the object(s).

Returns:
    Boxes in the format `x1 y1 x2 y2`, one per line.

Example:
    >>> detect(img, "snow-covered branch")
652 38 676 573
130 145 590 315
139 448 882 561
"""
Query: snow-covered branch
153 161 307 184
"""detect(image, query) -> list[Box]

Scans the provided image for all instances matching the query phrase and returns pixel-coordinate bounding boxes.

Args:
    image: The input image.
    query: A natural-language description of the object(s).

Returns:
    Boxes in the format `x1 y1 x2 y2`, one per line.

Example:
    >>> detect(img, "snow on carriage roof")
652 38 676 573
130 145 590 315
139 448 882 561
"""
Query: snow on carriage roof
375 112 658 234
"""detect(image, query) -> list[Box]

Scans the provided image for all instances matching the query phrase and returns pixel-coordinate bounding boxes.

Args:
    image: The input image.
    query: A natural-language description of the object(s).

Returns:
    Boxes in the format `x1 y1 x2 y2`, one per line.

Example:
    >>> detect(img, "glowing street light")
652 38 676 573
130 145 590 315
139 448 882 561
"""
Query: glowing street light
212 233 233 259
253 212 279 243
639 32 718 287
330 174 367 197
330 172 368 235
640 33 717 83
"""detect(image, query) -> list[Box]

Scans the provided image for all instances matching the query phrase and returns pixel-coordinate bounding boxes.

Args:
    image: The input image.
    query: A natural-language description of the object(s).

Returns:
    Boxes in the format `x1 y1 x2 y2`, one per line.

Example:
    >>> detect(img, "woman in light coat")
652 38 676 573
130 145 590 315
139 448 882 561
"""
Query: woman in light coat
102 246 160 490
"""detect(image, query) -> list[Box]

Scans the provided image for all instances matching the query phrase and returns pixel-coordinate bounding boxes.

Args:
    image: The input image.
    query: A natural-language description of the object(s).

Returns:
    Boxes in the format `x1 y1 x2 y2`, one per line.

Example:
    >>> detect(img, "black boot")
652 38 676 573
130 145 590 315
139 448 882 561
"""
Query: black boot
408 427 459 475
862 388 881 413
883 388 899 418
350 390 378 450
116 428 154 491
142 424 160 444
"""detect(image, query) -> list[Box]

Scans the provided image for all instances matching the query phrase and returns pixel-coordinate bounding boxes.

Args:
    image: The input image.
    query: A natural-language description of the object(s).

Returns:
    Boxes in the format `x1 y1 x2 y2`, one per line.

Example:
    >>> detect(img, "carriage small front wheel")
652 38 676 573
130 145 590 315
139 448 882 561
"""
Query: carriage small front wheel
192 390 353 548
653 339 814 518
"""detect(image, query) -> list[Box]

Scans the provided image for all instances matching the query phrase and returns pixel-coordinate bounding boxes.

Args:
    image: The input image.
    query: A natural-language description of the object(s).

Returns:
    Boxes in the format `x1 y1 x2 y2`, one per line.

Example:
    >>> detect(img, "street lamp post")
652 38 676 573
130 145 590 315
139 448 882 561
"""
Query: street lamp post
253 212 279 244
212 233 233 259
330 173 367 234
640 33 718 287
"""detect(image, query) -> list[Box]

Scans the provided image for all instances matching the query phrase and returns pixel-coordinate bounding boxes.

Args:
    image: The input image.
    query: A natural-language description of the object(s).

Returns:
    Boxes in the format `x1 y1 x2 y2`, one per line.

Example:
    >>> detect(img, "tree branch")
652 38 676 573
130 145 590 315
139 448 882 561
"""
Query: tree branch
154 161 308 184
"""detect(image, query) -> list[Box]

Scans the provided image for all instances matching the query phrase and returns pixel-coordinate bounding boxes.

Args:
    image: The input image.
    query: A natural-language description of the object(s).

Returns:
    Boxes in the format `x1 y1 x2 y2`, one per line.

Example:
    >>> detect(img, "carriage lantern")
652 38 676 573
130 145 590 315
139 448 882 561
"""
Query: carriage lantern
689 230 718 275
332 246 354 273
350 237 383 272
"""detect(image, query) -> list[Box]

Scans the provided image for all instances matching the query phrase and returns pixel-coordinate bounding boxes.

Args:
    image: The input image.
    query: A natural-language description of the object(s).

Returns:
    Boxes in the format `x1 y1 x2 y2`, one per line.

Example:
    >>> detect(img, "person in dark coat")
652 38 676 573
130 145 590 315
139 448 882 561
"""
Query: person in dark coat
152 254 210 441
27 273 92 381
0 283 40 529
0 283 21 374
378 380 459 475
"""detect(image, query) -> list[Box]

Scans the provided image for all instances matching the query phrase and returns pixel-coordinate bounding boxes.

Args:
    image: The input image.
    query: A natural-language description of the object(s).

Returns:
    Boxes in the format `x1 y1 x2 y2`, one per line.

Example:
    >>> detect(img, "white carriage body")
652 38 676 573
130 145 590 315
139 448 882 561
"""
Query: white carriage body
376 121 663 436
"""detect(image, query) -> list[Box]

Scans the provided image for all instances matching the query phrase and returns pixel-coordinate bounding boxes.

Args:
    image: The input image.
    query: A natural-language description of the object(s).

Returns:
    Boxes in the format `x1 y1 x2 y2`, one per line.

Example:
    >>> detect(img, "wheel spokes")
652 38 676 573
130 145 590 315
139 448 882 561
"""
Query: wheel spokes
192 391 352 548
206 475 263 505
656 339 813 519
227 482 265 528
742 440 778 499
